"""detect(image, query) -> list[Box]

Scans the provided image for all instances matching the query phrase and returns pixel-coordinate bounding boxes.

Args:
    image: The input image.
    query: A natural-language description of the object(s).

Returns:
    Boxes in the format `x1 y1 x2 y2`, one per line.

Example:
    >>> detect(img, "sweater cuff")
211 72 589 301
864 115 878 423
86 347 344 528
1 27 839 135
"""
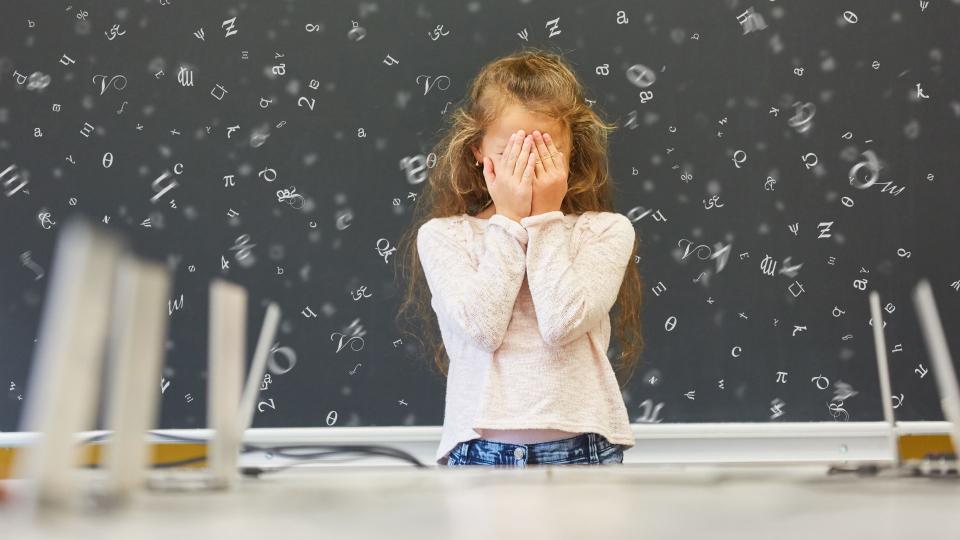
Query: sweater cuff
520 210 565 229
488 213 529 245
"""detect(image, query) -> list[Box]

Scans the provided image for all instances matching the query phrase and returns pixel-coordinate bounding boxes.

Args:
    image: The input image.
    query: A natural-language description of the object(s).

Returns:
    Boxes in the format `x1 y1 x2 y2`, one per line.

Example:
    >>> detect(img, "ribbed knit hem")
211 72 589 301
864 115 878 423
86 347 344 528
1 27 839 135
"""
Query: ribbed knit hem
520 210 565 228
488 213 529 245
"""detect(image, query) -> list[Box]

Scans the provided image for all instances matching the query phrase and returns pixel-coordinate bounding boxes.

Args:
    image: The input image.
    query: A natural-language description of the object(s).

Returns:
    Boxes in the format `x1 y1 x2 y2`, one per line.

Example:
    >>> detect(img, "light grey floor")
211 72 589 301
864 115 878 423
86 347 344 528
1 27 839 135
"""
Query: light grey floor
2 463 958 540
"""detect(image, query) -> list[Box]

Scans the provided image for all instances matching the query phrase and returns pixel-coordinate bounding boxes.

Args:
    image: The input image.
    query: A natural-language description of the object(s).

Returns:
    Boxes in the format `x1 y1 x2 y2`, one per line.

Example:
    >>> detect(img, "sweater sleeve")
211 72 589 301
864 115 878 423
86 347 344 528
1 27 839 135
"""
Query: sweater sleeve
520 211 635 347
417 214 528 353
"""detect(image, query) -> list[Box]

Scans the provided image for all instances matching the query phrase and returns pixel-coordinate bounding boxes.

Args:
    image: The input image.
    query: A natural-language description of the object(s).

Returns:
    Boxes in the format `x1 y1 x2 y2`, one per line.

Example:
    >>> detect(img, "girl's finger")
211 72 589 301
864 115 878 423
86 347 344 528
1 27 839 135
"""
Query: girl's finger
499 132 515 169
541 132 562 170
522 152 536 183
514 134 533 178
533 131 552 173
507 130 525 172
482 156 494 183
532 144 546 179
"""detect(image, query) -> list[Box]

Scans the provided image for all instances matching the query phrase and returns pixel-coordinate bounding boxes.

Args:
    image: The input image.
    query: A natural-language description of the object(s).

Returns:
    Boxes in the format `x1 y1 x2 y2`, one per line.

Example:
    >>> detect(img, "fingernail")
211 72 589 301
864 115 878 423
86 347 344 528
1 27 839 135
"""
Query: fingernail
544 133 551 141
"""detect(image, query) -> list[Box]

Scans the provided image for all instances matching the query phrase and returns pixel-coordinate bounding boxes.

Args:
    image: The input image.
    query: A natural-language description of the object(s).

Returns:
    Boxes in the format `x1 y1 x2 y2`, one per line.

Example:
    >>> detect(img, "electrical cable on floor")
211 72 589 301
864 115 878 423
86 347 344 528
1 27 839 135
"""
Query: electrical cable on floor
76 431 428 471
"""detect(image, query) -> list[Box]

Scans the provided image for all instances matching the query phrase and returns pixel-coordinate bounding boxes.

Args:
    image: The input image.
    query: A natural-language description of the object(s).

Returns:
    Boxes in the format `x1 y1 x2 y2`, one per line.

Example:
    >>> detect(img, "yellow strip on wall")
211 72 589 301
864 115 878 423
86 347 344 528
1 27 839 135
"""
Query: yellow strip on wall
0 444 207 479
897 434 956 461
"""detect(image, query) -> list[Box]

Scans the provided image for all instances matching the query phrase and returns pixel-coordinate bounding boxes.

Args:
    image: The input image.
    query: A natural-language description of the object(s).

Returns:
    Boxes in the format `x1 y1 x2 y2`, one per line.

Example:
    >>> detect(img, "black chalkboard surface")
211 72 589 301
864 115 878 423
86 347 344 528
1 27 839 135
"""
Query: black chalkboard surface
1 0 958 433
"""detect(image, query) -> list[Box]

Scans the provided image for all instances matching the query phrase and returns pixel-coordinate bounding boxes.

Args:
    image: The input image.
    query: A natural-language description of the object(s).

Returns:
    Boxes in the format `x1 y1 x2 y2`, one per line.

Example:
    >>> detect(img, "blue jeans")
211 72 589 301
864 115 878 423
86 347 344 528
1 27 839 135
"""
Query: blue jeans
446 432 624 467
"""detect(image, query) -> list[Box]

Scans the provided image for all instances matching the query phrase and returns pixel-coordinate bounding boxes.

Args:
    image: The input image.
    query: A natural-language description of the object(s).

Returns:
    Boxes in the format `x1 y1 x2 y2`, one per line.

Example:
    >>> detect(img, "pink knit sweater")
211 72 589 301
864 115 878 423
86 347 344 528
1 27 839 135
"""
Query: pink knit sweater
416 210 638 465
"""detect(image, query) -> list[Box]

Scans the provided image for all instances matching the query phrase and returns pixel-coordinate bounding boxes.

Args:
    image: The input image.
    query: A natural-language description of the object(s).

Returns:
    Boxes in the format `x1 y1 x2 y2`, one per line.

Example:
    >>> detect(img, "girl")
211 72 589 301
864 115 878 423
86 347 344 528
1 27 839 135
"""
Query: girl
395 48 645 467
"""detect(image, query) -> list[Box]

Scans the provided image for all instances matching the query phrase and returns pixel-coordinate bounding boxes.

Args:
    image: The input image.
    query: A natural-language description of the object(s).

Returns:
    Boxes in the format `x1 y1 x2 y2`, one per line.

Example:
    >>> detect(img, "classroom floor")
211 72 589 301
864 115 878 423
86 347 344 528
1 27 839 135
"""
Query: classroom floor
2 463 958 539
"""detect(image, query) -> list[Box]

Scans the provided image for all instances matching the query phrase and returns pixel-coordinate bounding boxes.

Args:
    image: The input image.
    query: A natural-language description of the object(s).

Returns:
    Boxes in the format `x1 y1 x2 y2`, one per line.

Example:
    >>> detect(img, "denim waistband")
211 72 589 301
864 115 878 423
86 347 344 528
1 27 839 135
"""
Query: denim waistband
452 432 618 466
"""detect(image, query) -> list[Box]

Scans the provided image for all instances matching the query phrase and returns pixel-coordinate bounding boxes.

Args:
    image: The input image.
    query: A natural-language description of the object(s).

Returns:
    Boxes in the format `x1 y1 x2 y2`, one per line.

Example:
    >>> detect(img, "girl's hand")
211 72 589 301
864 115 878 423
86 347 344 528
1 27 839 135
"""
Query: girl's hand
530 130 569 216
482 130 535 222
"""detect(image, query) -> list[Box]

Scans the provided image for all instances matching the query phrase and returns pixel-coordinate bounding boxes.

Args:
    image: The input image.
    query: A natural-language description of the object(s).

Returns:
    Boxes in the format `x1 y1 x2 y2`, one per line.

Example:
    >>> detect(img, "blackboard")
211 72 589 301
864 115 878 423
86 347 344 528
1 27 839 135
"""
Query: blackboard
2 0 958 433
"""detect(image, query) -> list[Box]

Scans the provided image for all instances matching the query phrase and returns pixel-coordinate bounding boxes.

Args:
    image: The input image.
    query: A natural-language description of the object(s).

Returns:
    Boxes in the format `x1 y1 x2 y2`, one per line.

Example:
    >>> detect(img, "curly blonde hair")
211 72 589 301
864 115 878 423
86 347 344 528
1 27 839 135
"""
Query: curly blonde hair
393 47 644 390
